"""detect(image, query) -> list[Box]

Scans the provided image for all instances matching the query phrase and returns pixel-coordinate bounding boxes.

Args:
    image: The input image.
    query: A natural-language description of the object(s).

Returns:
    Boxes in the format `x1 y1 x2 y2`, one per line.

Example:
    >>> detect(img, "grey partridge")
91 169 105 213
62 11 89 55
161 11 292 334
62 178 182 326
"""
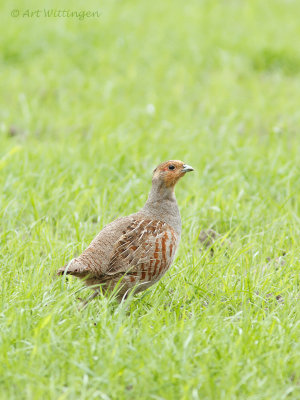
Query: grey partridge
57 160 194 303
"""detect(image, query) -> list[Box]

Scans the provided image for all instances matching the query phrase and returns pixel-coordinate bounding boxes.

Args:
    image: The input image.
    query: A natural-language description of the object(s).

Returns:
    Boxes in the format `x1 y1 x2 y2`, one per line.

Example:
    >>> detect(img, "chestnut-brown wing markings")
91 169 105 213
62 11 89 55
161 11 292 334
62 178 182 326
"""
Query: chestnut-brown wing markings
105 219 168 276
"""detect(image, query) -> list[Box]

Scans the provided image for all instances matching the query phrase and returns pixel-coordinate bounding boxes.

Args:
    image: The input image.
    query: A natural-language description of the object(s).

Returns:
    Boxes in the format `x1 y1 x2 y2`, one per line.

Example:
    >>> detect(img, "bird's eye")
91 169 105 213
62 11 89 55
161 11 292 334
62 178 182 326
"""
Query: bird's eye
168 165 175 170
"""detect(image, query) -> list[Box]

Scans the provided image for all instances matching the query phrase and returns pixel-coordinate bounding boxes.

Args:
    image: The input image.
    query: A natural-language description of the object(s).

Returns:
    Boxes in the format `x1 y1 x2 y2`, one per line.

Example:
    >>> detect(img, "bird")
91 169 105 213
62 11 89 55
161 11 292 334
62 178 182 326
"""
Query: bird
57 160 194 304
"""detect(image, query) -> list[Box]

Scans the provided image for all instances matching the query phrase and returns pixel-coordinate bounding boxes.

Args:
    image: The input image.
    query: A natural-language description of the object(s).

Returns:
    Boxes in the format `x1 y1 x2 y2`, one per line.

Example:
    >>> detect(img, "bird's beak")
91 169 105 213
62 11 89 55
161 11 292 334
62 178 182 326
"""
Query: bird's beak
182 164 194 172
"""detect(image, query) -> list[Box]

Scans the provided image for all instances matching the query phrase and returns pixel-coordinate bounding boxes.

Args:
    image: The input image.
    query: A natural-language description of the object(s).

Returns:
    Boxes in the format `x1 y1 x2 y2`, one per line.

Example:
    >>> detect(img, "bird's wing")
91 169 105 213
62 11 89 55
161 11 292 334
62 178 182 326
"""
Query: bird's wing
105 218 177 278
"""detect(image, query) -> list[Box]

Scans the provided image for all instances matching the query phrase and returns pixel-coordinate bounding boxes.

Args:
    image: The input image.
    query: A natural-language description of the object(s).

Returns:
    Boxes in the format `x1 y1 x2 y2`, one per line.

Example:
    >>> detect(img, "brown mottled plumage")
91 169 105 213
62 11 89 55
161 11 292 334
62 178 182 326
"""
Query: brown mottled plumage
57 160 194 303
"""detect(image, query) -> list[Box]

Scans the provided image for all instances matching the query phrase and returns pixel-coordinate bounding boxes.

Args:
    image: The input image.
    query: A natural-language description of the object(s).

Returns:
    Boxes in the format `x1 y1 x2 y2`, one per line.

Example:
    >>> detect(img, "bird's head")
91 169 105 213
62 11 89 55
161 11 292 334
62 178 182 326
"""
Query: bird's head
152 160 194 188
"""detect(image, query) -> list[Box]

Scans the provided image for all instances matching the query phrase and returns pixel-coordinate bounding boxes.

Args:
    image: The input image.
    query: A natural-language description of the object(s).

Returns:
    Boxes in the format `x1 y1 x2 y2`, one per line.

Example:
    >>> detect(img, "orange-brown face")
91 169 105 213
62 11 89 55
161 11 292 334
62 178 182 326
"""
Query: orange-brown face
153 160 194 187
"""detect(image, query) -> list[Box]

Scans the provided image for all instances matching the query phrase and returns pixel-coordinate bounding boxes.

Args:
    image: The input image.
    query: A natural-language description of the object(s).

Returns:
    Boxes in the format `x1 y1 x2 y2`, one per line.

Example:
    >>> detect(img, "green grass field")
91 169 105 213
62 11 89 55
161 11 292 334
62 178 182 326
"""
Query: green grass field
1 0 300 398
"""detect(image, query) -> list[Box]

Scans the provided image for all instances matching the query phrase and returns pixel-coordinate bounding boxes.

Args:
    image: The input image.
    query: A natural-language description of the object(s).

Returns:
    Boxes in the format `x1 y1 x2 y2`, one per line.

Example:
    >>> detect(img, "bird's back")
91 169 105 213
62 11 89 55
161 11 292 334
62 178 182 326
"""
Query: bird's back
67 214 138 276
60 209 180 277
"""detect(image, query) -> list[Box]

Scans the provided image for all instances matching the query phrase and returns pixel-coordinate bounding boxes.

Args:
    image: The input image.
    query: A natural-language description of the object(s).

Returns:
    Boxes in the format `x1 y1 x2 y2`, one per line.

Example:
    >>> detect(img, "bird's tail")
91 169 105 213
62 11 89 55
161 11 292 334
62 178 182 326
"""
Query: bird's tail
57 259 88 277
57 264 68 276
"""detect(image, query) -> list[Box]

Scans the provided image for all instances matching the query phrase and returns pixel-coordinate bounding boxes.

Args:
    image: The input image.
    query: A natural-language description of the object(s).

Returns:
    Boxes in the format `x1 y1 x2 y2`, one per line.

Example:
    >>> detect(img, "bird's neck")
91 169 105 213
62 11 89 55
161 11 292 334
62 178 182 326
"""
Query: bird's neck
147 179 176 202
141 179 181 234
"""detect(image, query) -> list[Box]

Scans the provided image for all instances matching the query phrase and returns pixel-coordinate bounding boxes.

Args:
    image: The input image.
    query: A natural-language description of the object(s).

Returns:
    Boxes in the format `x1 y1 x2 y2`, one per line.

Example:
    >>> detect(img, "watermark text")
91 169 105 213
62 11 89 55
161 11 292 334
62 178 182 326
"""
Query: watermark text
11 9 101 20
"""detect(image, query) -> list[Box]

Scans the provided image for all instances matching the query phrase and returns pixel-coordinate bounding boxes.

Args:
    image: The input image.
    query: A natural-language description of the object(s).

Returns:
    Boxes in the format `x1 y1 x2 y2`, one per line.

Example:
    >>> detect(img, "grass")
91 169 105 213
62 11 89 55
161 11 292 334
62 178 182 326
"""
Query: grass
0 0 300 398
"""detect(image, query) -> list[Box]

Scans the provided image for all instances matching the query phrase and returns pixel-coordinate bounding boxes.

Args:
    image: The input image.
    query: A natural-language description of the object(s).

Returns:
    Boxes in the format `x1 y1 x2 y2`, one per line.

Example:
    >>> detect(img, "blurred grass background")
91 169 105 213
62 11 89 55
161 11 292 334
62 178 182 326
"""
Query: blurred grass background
0 0 299 399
